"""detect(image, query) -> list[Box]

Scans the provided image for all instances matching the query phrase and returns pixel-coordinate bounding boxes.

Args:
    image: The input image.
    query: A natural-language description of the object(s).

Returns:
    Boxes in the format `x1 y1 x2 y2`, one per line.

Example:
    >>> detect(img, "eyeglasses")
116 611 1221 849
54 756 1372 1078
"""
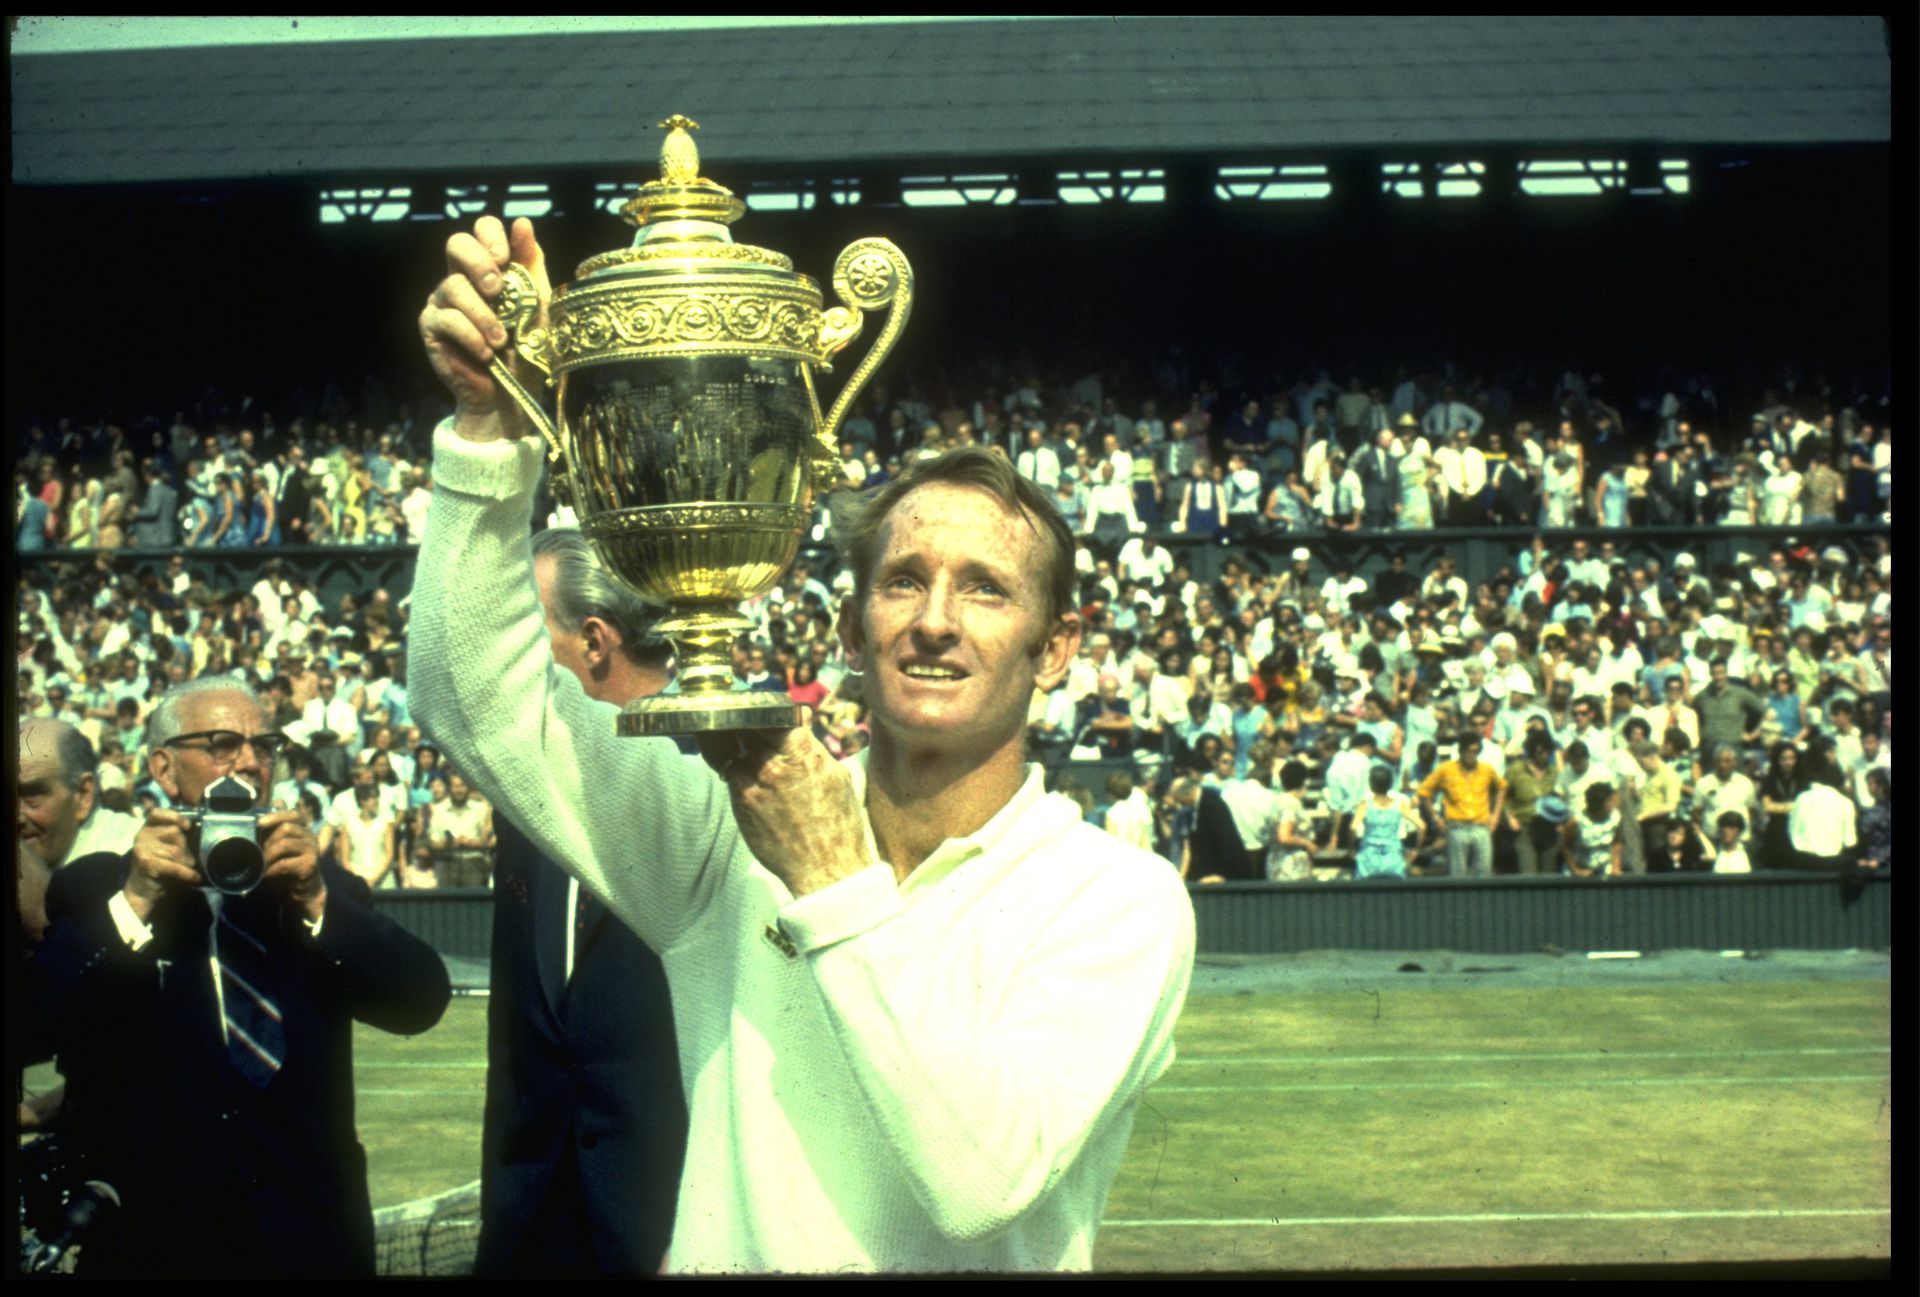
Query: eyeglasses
163 730 291 764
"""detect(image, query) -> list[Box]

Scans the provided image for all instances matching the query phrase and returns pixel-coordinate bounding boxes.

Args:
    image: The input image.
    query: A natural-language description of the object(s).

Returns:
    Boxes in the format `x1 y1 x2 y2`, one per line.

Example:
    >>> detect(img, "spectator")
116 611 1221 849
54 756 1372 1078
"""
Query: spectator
1174 458 1225 538
1763 669 1804 742
1433 428 1488 526
1856 767 1890 875
17 718 142 868
1800 442 1844 523
1320 730 1379 852
1416 731 1506 878
1504 732 1562 875
431 772 496 888
1355 427 1401 530
1102 771 1155 852
1787 763 1856 872
1648 818 1713 873
337 780 398 888
1564 781 1624 879
1266 759 1317 882
1073 673 1134 759
1393 417 1436 529
1350 762 1422 880
1759 453 1802 525
1756 739 1805 869
1540 447 1583 527
1708 810 1753 874
1170 776 1261 884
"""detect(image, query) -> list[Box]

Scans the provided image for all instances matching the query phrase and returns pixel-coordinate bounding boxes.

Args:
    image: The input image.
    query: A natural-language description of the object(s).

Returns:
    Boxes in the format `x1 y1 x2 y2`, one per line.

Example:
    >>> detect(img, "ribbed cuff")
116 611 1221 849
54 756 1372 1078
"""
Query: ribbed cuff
778 862 902 954
431 418 545 500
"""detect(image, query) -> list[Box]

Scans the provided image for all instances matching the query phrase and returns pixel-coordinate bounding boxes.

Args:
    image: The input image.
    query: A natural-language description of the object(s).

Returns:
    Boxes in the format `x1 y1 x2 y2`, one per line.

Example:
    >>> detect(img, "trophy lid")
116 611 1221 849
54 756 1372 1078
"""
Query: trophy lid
620 115 747 228
573 115 795 281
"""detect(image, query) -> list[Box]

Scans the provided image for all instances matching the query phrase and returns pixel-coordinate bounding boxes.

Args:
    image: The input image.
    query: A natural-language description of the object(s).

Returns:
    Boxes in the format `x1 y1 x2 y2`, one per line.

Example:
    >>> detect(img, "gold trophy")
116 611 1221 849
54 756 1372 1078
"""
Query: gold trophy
485 115 911 737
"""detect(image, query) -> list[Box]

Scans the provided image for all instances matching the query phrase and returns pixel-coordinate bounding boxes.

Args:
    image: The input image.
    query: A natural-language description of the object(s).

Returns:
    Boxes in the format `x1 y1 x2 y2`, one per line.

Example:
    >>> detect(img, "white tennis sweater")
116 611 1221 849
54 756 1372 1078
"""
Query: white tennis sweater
409 427 1195 1273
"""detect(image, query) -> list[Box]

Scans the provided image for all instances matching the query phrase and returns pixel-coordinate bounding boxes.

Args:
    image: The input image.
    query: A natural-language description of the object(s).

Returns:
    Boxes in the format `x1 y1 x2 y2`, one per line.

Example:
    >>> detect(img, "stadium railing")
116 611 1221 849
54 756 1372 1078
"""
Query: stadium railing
13 522 1890 612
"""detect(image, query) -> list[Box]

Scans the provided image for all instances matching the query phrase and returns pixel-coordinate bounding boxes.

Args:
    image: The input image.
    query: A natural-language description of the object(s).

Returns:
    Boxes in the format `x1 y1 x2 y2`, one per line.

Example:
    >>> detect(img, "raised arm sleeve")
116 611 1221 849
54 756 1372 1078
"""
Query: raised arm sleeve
406 424 736 951
781 854 1194 1243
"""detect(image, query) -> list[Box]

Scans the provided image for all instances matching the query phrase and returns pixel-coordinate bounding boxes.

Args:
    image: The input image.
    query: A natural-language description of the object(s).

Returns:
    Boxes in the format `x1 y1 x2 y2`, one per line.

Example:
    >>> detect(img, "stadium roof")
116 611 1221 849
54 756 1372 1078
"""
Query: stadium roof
11 15 1892 187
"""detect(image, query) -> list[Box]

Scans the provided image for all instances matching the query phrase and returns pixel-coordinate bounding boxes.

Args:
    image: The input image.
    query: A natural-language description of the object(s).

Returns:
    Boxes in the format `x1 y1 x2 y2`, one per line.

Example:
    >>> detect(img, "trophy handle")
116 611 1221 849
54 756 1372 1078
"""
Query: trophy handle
487 264 565 463
815 238 913 456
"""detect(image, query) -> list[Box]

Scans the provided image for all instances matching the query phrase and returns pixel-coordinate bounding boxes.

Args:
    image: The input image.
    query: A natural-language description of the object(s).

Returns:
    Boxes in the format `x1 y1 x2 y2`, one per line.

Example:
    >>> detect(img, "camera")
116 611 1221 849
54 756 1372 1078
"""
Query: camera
18 1133 122 1274
179 775 266 895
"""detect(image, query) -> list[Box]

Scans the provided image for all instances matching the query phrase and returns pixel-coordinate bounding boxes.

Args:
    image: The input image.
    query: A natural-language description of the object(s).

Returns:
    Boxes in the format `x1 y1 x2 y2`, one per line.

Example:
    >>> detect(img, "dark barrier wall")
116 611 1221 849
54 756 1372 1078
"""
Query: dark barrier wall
1190 872 1889 955
374 872 1889 963
14 521 1889 621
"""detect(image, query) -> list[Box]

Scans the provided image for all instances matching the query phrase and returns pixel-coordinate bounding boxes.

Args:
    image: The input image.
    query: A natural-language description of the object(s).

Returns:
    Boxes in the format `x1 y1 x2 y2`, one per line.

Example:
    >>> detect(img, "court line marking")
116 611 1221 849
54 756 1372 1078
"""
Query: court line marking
360 1073 1889 1097
361 1088 485 1095
1152 1073 1887 1093
1173 1046 1890 1066
359 1045 1892 1072
1101 1208 1890 1228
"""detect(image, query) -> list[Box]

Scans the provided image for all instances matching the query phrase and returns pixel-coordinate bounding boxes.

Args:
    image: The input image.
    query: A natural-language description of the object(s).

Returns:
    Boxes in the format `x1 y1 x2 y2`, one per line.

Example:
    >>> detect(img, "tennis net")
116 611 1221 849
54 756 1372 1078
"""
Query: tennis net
373 1178 482 1276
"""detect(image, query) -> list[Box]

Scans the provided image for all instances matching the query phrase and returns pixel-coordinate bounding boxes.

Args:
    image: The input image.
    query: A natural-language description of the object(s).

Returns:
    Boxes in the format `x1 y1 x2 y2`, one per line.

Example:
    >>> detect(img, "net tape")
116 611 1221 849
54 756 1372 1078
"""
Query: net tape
372 1178 481 1276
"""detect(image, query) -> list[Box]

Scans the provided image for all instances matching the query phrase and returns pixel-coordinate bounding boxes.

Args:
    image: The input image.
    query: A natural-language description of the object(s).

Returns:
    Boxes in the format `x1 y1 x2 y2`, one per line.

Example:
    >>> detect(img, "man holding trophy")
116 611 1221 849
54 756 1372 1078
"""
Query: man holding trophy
412 119 1193 1272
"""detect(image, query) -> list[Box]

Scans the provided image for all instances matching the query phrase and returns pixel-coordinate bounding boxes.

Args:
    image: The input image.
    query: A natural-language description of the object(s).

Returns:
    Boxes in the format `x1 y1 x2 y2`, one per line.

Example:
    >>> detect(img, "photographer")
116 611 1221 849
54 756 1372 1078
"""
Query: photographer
27 677 451 1277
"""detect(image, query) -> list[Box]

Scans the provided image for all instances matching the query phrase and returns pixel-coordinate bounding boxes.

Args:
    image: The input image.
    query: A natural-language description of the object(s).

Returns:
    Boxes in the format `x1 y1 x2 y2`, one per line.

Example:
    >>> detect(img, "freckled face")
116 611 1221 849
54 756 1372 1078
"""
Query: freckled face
844 482 1076 760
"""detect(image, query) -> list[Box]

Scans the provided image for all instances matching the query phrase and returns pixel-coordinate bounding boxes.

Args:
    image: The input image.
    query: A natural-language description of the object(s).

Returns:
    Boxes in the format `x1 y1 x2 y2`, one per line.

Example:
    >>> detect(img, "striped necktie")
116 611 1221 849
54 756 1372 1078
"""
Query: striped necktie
215 901 286 1088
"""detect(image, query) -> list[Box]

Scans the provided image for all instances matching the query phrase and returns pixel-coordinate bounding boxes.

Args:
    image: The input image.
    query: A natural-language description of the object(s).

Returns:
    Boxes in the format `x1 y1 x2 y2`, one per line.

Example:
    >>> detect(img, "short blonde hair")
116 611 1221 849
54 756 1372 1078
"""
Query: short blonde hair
835 447 1076 629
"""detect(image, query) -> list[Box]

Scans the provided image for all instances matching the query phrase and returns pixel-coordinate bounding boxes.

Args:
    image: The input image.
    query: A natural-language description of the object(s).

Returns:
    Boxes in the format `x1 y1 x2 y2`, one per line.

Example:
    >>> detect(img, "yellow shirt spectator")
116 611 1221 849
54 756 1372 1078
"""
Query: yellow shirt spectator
1417 757 1507 824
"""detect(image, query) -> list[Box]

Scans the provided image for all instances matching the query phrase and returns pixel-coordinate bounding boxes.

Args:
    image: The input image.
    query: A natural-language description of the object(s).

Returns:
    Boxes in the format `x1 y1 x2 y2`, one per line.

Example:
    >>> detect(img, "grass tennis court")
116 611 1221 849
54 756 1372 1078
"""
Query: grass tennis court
345 965 1890 1271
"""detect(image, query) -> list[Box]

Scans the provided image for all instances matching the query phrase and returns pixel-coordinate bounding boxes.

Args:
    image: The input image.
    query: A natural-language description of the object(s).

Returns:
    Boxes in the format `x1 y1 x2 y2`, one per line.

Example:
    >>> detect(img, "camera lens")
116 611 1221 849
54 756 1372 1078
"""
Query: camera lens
203 833 265 895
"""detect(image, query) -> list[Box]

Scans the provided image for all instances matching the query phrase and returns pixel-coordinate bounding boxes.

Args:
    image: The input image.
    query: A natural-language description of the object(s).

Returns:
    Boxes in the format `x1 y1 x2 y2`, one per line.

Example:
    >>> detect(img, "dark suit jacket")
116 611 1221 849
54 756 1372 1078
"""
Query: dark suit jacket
1650 458 1697 522
30 852 451 1277
1189 787 1261 882
475 815 687 1277
279 470 313 545
1355 446 1402 515
130 479 179 548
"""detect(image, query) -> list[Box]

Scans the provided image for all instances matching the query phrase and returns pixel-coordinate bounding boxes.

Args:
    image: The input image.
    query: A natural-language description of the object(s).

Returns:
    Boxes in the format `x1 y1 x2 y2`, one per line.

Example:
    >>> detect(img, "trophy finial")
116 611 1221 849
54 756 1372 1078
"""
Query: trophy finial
618 114 744 231
658 115 702 184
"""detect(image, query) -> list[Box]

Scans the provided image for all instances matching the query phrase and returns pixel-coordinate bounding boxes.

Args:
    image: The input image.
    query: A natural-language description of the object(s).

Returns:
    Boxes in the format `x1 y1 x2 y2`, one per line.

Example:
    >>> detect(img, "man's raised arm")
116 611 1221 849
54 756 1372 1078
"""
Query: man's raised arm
409 216 733 952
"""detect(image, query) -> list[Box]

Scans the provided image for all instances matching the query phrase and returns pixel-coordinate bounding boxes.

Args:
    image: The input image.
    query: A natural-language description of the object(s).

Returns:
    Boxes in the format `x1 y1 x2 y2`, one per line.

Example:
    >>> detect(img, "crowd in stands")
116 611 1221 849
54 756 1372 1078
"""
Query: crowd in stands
17 357 1893 889
820 362 1892 537
15 408 435 554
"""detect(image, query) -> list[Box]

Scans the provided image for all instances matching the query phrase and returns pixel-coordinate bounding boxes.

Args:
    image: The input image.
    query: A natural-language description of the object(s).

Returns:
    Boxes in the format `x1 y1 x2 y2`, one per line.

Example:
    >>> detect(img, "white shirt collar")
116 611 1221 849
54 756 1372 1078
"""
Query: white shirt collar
845 752 1057 896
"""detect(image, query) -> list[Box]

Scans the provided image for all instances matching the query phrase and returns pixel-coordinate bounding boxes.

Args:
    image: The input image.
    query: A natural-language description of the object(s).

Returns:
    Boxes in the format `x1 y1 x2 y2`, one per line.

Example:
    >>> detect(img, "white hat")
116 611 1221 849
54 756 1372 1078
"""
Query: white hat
1751 570 1778 591
1674 552 1696 568
1291 547 1311 563
1821 545 1848 564
1509 676 1536 694
1699 615 1731 639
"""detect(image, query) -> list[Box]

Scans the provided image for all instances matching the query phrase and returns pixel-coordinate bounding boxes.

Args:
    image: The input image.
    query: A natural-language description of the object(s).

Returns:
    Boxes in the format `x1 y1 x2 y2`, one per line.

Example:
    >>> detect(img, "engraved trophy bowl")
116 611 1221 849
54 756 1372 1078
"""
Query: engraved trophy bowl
485 115 912 737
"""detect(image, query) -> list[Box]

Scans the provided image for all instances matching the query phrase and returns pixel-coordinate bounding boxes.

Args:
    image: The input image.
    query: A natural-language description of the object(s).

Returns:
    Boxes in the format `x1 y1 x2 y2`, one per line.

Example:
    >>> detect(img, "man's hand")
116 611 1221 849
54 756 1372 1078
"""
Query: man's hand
124 810 203 924
418 215 551 443
258 810 327 922
697 716 872 899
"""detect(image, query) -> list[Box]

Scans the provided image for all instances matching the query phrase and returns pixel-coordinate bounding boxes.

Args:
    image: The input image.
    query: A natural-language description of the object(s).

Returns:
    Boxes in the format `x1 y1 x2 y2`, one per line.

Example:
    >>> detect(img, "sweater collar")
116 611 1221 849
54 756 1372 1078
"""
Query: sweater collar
846 754 1065 896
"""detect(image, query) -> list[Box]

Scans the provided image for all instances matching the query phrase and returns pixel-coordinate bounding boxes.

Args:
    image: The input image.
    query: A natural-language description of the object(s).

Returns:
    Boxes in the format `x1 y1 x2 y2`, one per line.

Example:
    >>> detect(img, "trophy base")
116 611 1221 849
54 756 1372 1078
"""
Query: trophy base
618 692 799 738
